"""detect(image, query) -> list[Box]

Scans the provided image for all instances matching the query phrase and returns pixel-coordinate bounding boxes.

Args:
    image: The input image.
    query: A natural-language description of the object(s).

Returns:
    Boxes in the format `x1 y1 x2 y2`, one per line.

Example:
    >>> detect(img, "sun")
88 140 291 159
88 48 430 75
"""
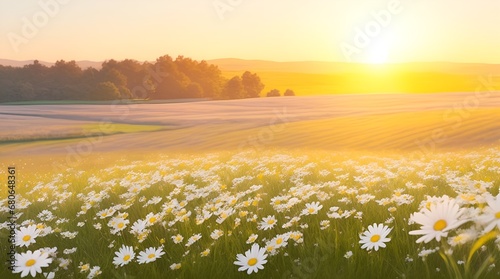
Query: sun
365 41 391 64
367 44 389 64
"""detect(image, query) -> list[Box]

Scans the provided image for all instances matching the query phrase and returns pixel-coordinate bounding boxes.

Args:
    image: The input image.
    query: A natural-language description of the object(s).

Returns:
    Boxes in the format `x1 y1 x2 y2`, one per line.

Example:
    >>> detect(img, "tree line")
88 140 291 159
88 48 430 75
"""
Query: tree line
0 55 290 102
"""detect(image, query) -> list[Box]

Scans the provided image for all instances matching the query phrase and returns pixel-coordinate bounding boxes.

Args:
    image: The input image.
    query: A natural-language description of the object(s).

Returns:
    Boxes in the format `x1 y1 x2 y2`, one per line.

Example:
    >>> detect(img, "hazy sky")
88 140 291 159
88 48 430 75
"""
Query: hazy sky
1 0 499 63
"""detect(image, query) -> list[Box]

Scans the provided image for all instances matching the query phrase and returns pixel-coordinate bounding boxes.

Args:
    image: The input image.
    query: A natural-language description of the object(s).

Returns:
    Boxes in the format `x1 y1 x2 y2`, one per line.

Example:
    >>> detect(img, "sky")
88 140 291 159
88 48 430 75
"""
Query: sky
1 0 499 64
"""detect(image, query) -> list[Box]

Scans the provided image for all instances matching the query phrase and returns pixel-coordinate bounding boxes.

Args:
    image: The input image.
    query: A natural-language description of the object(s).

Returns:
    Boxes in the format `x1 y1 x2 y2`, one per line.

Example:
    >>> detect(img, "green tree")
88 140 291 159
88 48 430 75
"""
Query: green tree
241 71 264 98
185 82 203 98
266 89 280 97
91 82 121 100
283 89 295 96
222 76 245 99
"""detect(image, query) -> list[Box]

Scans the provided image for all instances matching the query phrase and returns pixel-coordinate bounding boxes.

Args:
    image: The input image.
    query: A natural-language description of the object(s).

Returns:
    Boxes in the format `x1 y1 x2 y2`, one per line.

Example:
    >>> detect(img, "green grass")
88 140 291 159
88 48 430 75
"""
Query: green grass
81 123 165 134
1 147 500 278
0 123 165 144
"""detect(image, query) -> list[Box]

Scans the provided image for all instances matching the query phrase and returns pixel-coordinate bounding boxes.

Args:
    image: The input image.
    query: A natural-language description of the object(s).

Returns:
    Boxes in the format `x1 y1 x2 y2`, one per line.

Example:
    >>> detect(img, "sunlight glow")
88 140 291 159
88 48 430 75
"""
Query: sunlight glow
366 41 390 64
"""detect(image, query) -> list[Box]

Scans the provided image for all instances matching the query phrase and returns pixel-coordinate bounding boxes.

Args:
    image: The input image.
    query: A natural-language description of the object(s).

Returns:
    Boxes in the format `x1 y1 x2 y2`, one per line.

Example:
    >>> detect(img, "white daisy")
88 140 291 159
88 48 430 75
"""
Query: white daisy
234 243 268 274
137 247 165 264
259 215 277 230
15 225 41 247
170 263 181 270
88 266 102 279
200 248 210 257
246 234 258 244
171 234 184 244
301 201 323 215
186 233 202 247
478 194 500 233
130 219 147 235
13 250 53 278
409 197 468 243
359 223 392 251
109 217 129 234
269 233 290 249
210 229 224 240
145 212 161 227
112 245 135 267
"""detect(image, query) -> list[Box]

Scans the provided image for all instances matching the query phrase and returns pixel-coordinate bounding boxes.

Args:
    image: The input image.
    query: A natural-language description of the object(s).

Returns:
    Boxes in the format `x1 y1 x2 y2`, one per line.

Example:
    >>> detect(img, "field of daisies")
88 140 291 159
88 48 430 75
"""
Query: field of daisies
2 147 500 279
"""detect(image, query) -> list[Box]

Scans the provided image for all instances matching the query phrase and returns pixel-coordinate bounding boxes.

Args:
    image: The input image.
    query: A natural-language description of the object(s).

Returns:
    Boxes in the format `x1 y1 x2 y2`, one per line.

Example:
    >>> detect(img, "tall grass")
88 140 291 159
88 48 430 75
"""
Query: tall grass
1 147 499 278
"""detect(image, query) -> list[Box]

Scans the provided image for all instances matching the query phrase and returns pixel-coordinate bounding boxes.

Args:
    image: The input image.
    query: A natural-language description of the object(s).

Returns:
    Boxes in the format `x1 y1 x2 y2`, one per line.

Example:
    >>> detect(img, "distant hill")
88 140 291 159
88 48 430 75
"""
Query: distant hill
2 58 499 76
0 59 102 69
208 58 500 95
2 58 498 96
208 58 500 76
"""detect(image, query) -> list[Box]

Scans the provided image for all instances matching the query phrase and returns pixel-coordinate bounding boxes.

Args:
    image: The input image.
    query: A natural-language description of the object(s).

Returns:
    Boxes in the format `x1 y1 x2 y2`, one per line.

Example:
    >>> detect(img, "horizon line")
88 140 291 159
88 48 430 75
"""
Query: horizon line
1 57 500 66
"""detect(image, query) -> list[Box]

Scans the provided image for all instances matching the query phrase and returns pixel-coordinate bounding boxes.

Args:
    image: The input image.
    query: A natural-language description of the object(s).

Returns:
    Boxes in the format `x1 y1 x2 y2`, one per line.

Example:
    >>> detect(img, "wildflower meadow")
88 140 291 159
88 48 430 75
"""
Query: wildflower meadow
2 147 500 278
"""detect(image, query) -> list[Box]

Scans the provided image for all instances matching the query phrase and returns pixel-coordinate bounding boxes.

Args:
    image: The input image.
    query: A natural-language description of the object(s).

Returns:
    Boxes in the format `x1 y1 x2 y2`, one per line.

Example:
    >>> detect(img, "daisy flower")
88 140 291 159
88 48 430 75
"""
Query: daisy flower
246 234 258 244
112 245 135 267
79 263 90 273
359 223 392 251
259 215 277 230
170 263 181 270
145 212 160 227
15 225 41 247
409 197 468 243
13 250 53 278
234 244 268 274
269 233 290 249
186 233 202 247
137 247 165 264
478 194 500 233
301 201 323 215
108 217 129 234
130 219 147 235
210 229 224 240
200 248 210 257
88 266 102 278
172 234 183 244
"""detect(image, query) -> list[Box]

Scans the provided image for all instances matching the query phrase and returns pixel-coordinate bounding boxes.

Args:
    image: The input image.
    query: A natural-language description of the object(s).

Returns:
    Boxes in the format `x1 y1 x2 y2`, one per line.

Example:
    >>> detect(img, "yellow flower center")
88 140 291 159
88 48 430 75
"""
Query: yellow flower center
267 219 275 225
148 253 155 259
276 238 283 245
118 223 124 229
149 217 156 223
434 219 447 231
370 234 381 243
247 258 258 266
123 255 130 261
308 208 315 213
22 235 31 242
495 212 500 219
25 259 36 267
